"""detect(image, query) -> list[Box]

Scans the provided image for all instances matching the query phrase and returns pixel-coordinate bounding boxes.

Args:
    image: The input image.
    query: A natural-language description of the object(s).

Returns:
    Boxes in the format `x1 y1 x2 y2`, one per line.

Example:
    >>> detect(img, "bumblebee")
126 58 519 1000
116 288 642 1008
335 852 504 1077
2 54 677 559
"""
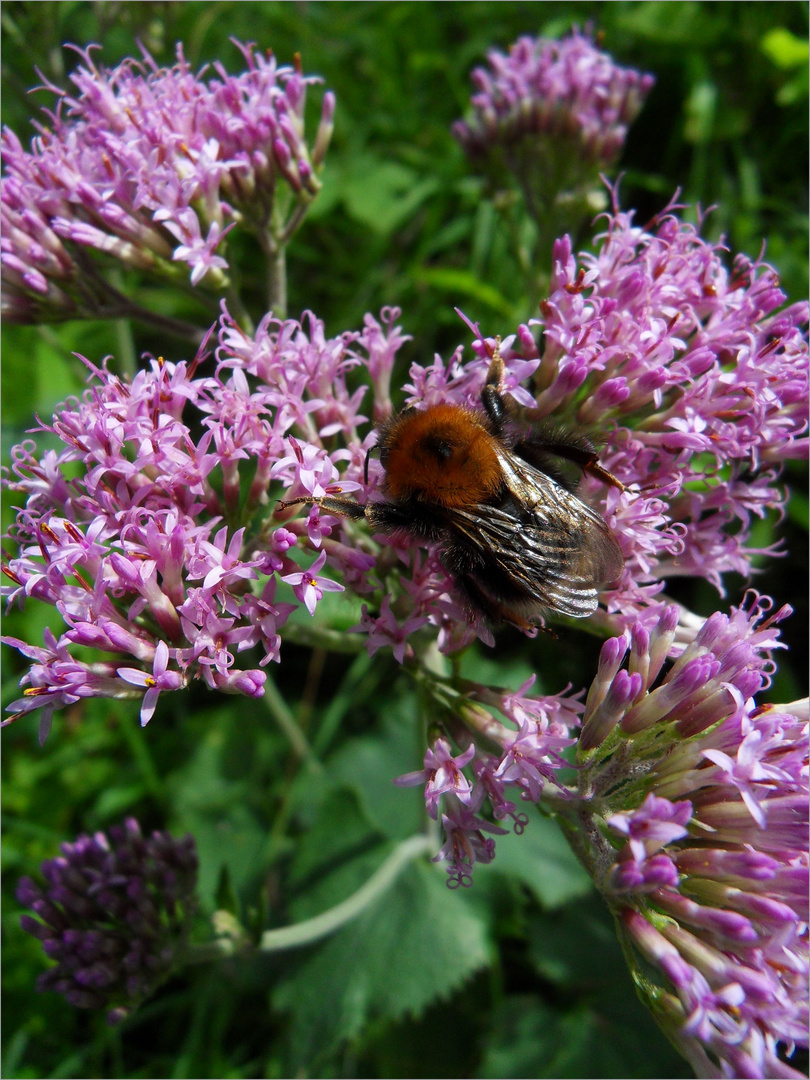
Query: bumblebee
279 347 624 628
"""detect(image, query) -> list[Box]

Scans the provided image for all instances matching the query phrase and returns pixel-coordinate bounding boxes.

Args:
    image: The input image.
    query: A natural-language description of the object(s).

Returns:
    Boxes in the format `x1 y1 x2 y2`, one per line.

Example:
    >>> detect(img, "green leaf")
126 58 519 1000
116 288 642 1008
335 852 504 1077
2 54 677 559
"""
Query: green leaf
167 723 268 908
787 489 809 530
527 891 623 987
91 781 148 820
340 154 439 234
516 895 688 1077
287 787 385 888
613 1 718 46
288 682 425 841
482 812 592 909
477 993 684 1079
327 725 426 841
761 27 810 69
274 854 491 1071
1 324 88 430
412 266 514 317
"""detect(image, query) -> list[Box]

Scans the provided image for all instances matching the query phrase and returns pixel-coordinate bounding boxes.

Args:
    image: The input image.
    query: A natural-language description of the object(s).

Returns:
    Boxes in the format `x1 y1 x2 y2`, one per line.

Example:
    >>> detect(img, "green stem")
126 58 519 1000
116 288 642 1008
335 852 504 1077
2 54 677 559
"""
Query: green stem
258 835 435 951
267 240 287 318
280 622 367 654
111 317 137 379
97 299 208 345
262 675 321 772
189 835 435 962
222 286 255 336
279 200 313 246
118 713 165 802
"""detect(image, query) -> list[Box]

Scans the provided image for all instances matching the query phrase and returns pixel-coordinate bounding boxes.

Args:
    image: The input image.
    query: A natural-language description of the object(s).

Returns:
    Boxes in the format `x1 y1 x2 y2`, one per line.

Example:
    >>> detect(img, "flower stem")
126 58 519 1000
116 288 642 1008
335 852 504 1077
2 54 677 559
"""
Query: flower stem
192 835 435 963
262 675 321 770
98 297 208 344
267 240 287 318
280 622 367 654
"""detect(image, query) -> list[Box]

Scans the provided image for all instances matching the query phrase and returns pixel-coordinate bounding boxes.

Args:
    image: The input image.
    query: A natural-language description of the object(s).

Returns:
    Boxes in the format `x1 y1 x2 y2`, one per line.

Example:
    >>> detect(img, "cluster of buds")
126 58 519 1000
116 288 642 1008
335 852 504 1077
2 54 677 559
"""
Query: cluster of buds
17 818 198 1024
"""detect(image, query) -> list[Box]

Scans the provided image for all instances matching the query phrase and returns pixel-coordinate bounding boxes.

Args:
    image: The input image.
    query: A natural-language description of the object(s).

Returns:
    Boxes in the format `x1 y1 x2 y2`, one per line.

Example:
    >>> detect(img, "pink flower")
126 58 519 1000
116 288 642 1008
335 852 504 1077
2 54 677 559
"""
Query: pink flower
2 307 405 733
118 641 184 726
454 29 655 166
280 549 343 616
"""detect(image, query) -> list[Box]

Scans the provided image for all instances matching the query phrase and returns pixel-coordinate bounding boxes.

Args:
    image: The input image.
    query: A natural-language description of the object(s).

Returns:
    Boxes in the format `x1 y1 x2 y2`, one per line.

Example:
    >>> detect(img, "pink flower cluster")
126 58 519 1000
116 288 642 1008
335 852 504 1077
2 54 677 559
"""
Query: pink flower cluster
1 41 334 321
519 194 808 631
582 597 808 1079
405 591 808 1075
3 30 807 1073
453 29 654 165
395 677 584 887
2 307 407 741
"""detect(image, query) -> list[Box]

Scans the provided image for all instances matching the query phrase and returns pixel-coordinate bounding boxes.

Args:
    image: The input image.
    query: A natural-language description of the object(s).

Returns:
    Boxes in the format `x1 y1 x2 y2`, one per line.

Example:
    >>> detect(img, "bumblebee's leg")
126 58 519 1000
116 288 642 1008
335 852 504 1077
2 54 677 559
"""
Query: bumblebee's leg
580 458 625 491
276 495 367 520
365 500 444 541
515 426 625 492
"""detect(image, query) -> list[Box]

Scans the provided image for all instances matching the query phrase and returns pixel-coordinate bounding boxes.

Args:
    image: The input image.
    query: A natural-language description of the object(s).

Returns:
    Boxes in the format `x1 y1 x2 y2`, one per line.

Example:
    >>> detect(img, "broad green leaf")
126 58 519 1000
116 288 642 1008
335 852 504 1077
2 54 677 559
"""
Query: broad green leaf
340 155 439 234
527 892 623 987
168 726 268 908
274 854 491 1071
287 683 425 841
287 787 385 888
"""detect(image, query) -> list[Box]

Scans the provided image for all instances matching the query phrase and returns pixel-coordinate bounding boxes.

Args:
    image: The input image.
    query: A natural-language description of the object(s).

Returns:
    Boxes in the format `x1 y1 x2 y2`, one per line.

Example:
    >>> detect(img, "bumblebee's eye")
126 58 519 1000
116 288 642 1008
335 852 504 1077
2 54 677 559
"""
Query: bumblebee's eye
422 433 454 464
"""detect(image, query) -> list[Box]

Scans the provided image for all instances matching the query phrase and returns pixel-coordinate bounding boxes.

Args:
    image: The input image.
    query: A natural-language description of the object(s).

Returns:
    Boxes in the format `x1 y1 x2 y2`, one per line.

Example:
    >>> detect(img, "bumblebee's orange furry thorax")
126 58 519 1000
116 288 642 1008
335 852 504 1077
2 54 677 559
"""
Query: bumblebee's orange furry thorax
380 404 503 507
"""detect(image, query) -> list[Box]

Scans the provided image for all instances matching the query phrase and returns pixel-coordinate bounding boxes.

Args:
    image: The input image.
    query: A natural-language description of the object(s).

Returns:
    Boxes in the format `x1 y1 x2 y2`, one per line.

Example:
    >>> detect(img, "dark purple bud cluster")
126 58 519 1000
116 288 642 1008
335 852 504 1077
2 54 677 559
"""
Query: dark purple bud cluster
17 817 198 1024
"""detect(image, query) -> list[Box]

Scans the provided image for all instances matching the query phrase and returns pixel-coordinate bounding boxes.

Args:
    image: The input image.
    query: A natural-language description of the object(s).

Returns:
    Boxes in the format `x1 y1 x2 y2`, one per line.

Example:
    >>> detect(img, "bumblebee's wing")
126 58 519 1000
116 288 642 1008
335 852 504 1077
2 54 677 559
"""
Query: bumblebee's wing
445 449 623 618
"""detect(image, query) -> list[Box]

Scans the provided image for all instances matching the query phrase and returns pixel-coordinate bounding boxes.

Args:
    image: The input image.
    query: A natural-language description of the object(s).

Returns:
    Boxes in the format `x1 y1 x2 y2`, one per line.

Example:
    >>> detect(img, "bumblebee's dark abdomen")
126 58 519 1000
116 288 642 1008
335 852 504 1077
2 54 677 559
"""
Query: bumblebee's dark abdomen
442 542 533 602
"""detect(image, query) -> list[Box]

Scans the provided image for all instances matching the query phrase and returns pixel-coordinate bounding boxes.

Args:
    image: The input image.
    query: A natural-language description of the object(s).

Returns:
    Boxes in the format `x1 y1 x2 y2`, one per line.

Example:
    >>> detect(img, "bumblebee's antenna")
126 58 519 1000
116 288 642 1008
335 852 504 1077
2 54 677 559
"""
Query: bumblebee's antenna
454 308 497 359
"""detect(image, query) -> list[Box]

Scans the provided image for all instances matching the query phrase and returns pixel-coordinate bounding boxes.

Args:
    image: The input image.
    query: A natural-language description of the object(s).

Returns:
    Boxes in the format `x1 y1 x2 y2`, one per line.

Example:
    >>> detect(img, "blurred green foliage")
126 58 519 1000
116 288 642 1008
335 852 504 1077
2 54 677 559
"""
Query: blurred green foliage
1 2 807 1077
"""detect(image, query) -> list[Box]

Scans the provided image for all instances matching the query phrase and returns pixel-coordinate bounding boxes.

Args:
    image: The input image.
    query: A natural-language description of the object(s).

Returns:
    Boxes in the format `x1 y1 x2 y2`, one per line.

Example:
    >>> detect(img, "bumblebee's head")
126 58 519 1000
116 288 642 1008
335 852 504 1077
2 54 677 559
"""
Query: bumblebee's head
377 403 504 507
